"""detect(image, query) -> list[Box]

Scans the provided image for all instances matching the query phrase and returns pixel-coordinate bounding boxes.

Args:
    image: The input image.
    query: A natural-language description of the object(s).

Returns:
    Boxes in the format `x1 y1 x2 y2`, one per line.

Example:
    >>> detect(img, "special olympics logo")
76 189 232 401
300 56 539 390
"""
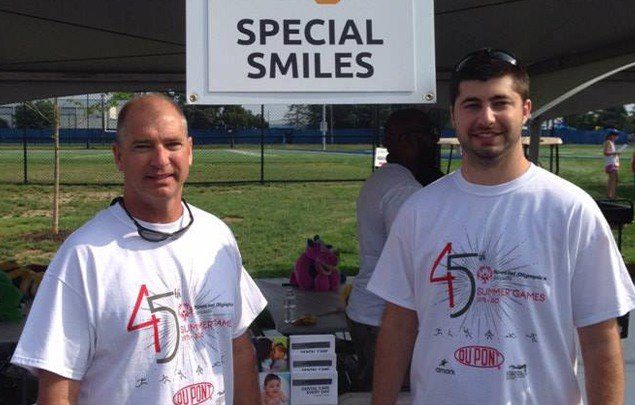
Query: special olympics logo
178 303 194 321
477 266 494 284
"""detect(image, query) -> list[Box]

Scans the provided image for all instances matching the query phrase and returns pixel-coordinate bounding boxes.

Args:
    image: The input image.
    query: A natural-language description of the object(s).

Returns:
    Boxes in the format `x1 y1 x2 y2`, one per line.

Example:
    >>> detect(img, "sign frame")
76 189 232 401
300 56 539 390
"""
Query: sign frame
186 0 435 105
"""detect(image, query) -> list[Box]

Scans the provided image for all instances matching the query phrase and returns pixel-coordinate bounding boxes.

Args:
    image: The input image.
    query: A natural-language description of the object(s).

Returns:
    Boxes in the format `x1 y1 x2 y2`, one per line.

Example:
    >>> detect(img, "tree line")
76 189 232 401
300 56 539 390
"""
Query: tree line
4 94 634 133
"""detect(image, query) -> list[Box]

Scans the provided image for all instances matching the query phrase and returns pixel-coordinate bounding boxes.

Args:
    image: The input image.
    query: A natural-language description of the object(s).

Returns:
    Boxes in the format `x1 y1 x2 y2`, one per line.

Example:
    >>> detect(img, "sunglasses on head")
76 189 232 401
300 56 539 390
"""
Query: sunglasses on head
111 197 194 242
454 48 518 73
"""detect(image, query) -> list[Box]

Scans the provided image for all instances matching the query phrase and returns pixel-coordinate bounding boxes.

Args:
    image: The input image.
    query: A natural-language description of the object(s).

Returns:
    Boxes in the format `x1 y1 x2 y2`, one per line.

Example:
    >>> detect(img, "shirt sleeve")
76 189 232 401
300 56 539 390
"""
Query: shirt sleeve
232 266 267 338
11 267 93 380
368 203 417 310
570 203 635 328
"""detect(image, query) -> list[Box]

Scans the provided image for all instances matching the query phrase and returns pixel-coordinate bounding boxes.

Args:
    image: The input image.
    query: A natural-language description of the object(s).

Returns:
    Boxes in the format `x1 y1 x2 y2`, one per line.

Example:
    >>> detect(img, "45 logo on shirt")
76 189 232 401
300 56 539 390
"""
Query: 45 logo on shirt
430 243 477 318
127 284 180 364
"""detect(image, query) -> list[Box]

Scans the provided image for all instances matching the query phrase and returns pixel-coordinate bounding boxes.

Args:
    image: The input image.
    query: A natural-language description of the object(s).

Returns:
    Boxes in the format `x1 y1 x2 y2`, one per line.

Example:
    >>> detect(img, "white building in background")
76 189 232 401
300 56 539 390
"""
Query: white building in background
0 94 120 130
1 95 291 130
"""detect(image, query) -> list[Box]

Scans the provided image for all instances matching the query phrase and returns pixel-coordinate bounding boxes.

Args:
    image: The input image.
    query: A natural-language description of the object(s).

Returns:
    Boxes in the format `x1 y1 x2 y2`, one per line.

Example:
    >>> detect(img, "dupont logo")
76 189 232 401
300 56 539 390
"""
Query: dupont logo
315 0 340 4
172 382 214 405
454 346 504 369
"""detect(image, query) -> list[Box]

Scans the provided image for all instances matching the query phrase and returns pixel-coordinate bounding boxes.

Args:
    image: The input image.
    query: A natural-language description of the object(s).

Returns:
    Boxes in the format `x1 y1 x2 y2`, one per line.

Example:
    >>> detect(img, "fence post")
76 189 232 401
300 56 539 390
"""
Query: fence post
52 98 60 235
86 94 91 149
101 93 106 145
371 104 379 172
22 111 28 184
260 104 265 184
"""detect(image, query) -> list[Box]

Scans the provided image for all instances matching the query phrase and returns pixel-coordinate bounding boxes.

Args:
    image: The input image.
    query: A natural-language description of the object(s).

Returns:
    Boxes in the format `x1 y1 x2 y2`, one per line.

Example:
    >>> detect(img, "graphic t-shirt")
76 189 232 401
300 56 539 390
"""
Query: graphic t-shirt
12 203 267 405
368 164 635 404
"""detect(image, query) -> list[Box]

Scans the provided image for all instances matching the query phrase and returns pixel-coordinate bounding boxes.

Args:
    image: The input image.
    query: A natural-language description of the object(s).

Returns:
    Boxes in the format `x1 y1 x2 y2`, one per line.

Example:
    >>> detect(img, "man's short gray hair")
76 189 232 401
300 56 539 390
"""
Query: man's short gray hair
116 93 188 143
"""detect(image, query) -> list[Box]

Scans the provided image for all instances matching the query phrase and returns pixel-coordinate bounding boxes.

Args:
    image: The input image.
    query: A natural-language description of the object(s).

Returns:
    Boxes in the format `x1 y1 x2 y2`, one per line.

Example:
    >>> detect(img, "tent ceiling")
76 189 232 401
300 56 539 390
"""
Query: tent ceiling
0 0 634 118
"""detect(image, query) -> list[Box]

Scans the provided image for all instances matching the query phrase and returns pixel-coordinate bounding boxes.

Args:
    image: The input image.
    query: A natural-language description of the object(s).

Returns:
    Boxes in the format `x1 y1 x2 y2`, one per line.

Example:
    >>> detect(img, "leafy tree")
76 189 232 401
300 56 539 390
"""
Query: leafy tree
219 105 264 130
564 106 633 132
285 105 314 128
15 100 55 129
165 91 265 129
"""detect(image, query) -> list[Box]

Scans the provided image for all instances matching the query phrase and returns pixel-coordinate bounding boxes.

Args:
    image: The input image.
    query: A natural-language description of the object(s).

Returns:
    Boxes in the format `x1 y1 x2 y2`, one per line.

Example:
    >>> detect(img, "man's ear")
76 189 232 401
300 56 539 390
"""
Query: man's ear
112 142 124 172
188 136 193 165
522 99 532 124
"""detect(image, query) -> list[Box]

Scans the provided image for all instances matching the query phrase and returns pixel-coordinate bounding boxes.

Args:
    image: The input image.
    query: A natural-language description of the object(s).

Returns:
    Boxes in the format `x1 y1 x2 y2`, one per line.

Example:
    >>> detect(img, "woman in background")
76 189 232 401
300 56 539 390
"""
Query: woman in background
603 130 620 199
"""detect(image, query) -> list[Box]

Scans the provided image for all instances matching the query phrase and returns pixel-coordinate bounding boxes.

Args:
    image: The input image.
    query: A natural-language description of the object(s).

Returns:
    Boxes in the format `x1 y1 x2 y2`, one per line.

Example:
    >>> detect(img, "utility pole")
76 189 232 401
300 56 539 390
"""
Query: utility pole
329 104 334 144
101 93 106 145
321 104 327 151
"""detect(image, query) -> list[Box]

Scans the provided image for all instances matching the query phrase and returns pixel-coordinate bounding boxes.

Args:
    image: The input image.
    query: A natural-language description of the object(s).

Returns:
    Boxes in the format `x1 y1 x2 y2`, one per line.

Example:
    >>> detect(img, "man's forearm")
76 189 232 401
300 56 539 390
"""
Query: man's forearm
232 332 260 405
37 369 81 405
372 303 418 405
578 319 624 405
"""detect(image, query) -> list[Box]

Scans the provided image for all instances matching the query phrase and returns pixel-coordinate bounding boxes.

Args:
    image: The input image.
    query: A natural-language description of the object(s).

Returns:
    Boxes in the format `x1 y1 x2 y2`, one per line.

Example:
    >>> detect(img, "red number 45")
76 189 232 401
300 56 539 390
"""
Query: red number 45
127 284 180 363
430 243 476 318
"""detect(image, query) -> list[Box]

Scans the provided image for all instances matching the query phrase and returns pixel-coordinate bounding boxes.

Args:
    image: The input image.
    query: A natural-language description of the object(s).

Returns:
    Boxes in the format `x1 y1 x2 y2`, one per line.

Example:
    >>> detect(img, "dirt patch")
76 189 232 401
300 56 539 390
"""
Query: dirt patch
21 229 72 243
62 190 119 203
13 249 52 263
222 216 244 224
18 209 52 218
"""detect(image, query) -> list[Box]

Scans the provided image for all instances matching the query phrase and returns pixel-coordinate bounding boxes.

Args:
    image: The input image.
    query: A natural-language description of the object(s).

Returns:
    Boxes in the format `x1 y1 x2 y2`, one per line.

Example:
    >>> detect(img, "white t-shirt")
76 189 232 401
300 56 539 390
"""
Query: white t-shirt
604 140 619 166
12 202 267 405
368 164 635 404
347 163 423 326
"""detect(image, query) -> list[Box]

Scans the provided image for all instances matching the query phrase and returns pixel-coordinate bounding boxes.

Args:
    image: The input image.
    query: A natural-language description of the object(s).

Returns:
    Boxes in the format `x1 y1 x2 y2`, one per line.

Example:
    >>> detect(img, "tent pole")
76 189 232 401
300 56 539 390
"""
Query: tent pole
528 118 542 164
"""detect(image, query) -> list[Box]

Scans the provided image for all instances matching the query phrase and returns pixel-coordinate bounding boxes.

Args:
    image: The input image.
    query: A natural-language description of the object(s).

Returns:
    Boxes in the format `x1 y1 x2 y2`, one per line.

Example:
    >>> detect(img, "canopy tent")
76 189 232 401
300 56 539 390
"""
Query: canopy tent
0 0 634 120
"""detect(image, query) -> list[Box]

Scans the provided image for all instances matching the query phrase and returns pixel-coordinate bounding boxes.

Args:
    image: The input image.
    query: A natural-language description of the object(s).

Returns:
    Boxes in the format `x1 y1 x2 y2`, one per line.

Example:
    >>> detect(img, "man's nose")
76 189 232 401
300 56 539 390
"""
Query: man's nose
151 146 170 167
477 106 495 127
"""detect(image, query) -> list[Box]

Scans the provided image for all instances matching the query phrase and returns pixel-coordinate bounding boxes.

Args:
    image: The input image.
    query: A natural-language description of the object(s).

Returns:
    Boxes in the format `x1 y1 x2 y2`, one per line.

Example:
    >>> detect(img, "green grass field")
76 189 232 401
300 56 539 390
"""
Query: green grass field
0 144 374 184
1 143 634 278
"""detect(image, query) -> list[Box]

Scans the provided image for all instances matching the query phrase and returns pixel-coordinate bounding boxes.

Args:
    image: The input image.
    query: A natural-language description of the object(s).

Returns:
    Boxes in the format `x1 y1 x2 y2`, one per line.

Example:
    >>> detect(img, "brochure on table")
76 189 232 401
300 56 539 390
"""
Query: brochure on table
289 334 337 405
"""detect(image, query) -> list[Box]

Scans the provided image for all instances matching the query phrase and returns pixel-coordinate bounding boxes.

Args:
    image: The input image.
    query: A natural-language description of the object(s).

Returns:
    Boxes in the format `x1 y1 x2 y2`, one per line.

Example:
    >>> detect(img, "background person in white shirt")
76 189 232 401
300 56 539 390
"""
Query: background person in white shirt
603 129 621 199
346 108 443 390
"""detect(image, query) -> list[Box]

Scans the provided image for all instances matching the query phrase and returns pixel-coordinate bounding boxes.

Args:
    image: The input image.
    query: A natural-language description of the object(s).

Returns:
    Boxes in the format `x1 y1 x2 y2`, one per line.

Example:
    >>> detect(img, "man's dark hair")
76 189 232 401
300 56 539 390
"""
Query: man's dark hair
450 49 530 107
383 108 438 151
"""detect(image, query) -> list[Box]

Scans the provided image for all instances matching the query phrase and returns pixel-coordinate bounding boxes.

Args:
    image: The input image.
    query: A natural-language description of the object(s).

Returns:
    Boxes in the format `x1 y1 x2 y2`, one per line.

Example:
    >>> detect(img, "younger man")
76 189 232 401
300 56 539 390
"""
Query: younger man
369 49 635 404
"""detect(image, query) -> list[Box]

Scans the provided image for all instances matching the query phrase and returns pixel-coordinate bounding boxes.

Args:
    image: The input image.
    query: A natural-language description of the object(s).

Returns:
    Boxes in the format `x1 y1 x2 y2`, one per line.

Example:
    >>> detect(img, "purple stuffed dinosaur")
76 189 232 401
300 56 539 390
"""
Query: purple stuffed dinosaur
290 235 340 292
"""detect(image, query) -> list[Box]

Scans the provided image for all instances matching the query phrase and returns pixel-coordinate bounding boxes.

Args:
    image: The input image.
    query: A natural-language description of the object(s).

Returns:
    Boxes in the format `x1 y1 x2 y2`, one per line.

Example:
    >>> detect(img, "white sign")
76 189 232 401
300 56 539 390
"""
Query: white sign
187 0 435 104
374 146 388 167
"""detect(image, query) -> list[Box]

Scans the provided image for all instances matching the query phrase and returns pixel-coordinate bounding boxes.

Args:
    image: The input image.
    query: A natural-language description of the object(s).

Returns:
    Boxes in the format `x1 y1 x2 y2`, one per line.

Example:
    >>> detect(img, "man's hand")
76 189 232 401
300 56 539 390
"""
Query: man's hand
232 331 260 405
372 303 418 405
578 318 624 405
37 369 80 405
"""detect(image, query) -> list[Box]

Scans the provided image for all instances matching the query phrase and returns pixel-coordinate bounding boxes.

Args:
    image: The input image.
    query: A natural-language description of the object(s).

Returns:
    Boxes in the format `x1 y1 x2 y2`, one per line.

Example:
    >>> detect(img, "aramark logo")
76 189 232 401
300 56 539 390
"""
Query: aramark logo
172 382 214 405
435 358 455 376
454 346 504 369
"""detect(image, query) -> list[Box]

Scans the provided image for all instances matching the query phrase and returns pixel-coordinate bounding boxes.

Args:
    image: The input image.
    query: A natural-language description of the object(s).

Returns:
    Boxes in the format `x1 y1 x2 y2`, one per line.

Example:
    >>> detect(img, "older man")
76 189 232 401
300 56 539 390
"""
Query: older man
12 94 266 404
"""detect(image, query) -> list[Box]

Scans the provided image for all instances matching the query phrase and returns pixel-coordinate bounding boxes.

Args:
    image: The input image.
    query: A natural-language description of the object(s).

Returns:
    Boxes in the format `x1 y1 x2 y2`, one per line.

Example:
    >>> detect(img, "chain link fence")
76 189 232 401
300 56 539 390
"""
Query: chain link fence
0 95 405 185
